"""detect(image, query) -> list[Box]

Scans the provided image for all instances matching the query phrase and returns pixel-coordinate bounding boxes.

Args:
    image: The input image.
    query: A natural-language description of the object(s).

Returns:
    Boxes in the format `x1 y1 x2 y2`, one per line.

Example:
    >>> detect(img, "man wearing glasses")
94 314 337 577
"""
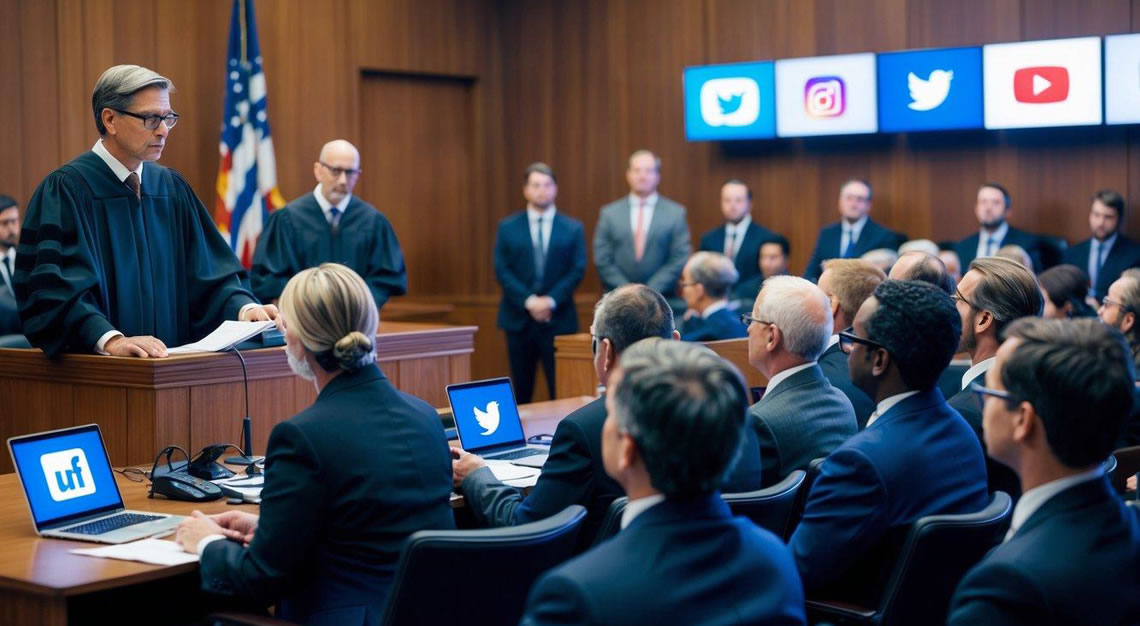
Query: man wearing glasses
251 139 407 309
1098 268 1140 376
14 65 276 358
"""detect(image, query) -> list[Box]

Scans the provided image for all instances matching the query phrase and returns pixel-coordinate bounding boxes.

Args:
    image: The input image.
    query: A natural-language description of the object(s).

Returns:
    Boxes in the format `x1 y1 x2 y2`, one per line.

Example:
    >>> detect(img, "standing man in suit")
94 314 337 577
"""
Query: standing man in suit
0 196 21 336
817 259 886 428
678 252 747 342
803 178 905 282
949 318 1140 625
698 179 778 307
746 275 857 486
492 163 586 403
947 257 1042 498
955 183 1041 272
593 150 691 306
1062 189 1140 303
520 340 807 626
790 280 989 603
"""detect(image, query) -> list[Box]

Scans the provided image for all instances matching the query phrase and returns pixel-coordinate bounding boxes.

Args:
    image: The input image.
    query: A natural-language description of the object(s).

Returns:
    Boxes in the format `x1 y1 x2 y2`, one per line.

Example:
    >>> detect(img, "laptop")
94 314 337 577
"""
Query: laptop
446 377 548 468
8 424 184 544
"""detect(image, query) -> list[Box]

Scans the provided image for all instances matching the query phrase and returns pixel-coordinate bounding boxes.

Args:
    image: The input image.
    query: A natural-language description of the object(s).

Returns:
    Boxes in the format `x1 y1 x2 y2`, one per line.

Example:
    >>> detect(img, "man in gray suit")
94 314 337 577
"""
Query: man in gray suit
593 150 691 304
746 275 857 487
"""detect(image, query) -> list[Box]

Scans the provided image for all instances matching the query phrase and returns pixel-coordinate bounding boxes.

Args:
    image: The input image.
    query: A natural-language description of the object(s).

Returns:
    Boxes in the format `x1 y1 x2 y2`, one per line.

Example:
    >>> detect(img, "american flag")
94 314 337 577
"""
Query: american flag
214 0 285 268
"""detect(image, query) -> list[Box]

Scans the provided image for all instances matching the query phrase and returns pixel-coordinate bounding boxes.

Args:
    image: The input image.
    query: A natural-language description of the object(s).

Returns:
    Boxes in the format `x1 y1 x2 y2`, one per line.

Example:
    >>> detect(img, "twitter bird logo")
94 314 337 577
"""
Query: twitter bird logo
907 69 953 111
473 401 500 436
718 92 744 115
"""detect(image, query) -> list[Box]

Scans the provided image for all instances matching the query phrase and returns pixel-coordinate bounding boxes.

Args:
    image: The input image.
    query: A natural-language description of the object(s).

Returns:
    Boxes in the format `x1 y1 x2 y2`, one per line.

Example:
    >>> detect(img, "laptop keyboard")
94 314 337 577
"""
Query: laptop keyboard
64 513 166 535
493 448 545 460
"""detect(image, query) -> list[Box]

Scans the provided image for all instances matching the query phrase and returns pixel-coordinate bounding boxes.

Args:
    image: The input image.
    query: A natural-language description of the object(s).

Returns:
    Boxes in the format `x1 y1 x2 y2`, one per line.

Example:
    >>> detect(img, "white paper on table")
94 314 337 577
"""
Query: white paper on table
213 475 264 502
167 320 276 354
70 538 199 566
485 459 541 484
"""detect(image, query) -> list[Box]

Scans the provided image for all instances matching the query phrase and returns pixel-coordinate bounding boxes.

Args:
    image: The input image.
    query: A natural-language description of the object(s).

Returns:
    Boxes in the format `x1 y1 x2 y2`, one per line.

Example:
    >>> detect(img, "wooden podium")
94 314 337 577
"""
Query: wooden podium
554 333 767 398
0 322 475 473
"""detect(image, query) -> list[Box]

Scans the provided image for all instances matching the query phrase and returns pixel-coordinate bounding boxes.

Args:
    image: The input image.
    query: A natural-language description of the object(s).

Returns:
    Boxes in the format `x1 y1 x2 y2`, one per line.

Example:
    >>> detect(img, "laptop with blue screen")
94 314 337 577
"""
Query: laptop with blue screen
8 424 183 543
446 377 548 468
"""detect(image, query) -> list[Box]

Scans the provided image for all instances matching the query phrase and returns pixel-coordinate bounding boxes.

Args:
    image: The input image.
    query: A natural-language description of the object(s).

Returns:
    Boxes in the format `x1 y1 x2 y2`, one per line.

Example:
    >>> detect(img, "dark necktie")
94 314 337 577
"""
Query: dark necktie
533 216 546 290
329 207 341 234
1 254 11 290
842 227 857 258
125 172 141 201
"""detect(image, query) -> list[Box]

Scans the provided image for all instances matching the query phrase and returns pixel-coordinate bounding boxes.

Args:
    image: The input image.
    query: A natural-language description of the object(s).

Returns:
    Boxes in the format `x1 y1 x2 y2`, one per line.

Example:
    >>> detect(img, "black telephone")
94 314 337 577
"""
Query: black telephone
149 445 224 502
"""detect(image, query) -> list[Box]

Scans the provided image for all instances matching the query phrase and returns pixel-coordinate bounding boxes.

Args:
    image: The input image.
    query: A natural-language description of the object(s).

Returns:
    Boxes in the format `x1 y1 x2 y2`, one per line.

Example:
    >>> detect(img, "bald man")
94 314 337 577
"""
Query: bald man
252 140 407 308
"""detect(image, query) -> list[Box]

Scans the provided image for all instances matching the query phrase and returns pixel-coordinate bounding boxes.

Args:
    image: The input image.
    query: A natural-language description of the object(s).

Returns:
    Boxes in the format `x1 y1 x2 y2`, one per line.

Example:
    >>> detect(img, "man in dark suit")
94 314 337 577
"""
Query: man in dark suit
790 280 989 604
492 162 587 403
698 179 779 307
453 285 766 546
678 252 747 342
817 258 885 428
803 178 906 282
955 183 1041 272
949 318 1140 625
520 340 806 626
746 275 857 486
1062 189 1140 303
761 235 791 279
1099 269 1140 376
0 196 22 336
888 251 966 398
593 150 691 305
947 257 1042 499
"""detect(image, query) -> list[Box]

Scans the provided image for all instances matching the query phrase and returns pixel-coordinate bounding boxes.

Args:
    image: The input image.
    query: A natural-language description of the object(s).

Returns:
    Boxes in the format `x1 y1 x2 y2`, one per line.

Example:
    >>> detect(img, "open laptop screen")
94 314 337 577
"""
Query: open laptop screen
9 425 124 529
447 378 526 453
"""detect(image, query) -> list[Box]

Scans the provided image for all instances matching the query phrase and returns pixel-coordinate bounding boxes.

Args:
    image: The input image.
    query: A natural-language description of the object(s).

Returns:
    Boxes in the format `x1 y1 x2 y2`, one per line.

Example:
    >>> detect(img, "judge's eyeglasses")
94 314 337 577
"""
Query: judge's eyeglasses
113 109 180 130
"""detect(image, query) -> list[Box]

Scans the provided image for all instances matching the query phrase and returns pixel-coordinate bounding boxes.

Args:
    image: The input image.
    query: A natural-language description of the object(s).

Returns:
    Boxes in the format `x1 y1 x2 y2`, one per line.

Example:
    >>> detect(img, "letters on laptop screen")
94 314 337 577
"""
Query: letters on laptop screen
449 380 526 450
10 427 122 526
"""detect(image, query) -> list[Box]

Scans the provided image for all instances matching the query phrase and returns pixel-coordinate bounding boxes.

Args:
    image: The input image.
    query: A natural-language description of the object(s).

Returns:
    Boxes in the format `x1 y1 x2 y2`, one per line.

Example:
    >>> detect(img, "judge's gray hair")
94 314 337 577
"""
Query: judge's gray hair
92 65 175 135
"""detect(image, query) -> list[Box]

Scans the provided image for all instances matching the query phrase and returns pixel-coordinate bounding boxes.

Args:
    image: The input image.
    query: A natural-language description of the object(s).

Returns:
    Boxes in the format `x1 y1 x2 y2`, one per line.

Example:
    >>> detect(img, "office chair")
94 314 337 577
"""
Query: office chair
380 504 587 626
784 457 825 540
0 334 30 348
591 496 628 546
722 470 806 537
805 491 1012 626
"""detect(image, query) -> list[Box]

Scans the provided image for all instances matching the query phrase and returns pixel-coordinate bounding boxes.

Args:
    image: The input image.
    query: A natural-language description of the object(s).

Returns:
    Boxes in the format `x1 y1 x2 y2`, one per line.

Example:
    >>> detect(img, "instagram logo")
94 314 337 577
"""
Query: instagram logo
805 76 846 117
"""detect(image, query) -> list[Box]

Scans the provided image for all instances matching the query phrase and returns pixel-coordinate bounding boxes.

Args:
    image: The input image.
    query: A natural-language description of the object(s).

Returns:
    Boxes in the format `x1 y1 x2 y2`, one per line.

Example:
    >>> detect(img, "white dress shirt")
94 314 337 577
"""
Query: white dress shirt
527 206 556 254
723 214 752 260
628 192 658 237
763 361 817 397
827 333 841 351
621 493 666 529
1005 467 1103 541
961 357 996 390
839 216 868 256
976 221 1009 260
313 184 351 225
865 390 921 428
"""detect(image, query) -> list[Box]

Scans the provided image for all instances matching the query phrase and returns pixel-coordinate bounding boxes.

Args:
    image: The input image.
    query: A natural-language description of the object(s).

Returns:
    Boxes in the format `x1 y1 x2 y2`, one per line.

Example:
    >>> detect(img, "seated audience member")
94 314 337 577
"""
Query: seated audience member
452 284 765 546
860 248 898 274
889 250 955 293
898 238 940 256
1099 269 1140 375
0 195 21 337
175 264 455 622
790 280 989 602
698 179 779 307
948 318 1140 625
746 276 857 485
939 243 963 284
1062 189 1140 303
679 252 747 342
520 340 806 626
1037 265 1095 319
817 259 886 428
956 183 1041 271
761 235 791 280
803 178 905 282
996 243 1034 272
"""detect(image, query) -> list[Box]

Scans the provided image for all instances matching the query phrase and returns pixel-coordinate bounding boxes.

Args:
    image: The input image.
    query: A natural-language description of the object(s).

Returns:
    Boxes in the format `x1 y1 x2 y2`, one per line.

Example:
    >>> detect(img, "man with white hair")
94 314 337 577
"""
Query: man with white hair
15 65 276 359
745 276 857 486
679 252 747 341
252 139 407 310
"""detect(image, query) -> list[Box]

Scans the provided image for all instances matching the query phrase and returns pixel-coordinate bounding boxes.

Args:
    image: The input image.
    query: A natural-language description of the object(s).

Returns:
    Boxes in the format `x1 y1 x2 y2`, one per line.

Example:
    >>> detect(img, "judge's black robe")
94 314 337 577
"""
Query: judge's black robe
250 193 407 308
14 151 256 358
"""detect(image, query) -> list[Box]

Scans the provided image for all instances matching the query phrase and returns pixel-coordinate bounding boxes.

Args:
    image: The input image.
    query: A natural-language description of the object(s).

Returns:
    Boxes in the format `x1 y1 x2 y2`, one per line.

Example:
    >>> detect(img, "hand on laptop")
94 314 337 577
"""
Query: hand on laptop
451 448 487 489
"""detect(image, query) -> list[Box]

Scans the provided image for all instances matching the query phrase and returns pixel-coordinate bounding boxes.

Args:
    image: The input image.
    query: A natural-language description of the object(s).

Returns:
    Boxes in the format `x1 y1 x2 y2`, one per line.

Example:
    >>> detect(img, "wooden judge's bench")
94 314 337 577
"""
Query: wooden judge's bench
0 322 475 474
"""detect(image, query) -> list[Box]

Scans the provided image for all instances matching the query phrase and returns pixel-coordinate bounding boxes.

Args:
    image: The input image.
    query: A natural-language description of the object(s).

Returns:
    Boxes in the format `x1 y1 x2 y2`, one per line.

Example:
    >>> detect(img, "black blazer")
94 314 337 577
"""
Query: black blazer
803 219 906 282
956 226 1041 272
948 370 1022 501
949 476 1140 625
818 342 876 429
520 495 807 626
680 307 747 342
1062 235 1140 301
699 221 779 304
493 210 587 335
199 366 456 626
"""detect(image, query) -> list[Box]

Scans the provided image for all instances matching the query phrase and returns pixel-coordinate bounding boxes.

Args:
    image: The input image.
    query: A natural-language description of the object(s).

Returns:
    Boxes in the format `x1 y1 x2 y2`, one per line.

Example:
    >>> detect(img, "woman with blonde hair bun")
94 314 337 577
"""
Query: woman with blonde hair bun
176 263 455 623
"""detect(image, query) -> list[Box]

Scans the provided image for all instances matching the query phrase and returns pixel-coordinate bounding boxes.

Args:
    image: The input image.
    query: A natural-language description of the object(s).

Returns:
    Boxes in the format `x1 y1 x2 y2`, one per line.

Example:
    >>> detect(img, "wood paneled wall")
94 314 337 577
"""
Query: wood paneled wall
2 0 1140 388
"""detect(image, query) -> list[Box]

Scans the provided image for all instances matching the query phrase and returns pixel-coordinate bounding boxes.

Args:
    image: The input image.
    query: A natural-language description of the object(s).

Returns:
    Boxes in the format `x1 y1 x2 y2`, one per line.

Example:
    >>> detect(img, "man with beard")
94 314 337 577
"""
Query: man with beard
955 183 1042 272
0 195 20 335
1062 190 1140 303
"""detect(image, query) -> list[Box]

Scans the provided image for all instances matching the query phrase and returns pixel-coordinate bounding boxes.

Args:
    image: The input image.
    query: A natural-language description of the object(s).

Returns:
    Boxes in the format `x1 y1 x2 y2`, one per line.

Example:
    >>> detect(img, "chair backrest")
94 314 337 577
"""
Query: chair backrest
876 491 1013 626
783 457 825 540
381 505 587 626
1110 446 1140 494
591 496 628 547
722 470 806 537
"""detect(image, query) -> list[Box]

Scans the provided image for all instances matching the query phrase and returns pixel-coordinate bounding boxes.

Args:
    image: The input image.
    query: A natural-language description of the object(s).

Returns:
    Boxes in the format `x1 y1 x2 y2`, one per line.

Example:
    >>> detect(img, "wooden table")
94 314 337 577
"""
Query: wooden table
0 322 475 472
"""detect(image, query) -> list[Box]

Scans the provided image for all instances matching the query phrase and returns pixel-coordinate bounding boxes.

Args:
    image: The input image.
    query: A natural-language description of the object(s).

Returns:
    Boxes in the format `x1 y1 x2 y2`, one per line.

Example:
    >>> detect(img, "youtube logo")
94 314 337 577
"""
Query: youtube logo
1013 66 1069 103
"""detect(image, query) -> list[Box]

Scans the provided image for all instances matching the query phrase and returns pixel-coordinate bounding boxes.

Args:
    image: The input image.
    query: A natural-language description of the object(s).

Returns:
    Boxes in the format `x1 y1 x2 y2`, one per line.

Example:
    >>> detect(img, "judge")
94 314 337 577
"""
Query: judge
15 65 276 359
251 140 407 309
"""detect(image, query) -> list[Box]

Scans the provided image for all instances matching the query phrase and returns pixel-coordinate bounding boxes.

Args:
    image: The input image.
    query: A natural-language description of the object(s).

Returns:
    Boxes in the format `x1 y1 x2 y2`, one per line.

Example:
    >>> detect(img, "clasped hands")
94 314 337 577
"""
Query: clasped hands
175 510 259 554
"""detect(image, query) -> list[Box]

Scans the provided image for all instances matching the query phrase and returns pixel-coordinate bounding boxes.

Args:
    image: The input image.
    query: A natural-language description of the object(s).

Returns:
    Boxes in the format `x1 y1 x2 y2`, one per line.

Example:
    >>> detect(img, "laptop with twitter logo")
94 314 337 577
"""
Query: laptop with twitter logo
446 377 548 468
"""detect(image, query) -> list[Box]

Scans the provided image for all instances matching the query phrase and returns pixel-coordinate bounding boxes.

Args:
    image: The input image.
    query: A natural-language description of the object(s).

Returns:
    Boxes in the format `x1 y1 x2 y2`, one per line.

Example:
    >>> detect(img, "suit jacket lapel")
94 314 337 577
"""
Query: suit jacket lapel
854 220 879 256
518 214 539 278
